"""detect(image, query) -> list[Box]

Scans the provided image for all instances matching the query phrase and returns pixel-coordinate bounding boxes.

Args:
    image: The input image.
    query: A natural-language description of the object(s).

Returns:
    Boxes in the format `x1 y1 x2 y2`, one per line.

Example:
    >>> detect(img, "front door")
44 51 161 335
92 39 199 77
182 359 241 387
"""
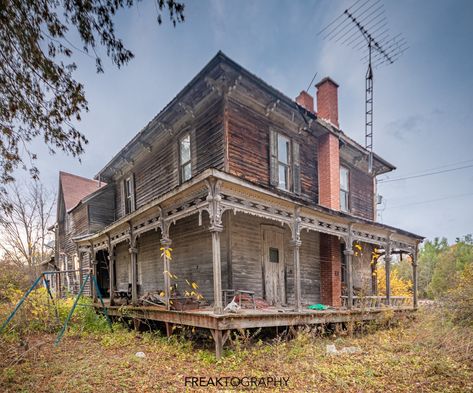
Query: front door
262 226 285 306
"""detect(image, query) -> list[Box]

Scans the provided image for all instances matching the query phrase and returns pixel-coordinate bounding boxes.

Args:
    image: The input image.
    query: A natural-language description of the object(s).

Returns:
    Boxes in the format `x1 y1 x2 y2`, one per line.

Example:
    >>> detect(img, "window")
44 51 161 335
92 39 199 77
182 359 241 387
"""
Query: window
277 133 290 190
124 175 135 214
340 166 350 212
270 130 300 193
269 247 280 263
179 133 192 182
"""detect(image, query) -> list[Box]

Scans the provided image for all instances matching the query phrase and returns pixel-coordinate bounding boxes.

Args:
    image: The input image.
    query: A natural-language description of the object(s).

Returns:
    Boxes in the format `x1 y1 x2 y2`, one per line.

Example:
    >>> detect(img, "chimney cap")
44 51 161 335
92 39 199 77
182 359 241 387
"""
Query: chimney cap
315 76 339 88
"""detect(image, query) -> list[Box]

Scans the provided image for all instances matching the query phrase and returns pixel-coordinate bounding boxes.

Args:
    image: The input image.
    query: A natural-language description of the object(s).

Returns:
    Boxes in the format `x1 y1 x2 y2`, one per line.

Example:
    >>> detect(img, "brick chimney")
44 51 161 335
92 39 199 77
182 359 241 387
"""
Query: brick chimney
315 77 339 128
295 90 314 113
316 77 340 210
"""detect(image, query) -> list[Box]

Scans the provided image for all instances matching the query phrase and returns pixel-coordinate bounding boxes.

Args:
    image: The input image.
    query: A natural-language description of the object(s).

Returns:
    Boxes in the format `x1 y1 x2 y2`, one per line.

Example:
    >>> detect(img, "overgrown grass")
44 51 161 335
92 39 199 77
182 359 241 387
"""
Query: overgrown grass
1 306 472 392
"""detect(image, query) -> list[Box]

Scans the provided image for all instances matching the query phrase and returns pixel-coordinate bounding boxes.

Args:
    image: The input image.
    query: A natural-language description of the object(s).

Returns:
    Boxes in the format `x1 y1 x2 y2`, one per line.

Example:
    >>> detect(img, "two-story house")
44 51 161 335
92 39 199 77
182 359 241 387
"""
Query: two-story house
55 52 422 330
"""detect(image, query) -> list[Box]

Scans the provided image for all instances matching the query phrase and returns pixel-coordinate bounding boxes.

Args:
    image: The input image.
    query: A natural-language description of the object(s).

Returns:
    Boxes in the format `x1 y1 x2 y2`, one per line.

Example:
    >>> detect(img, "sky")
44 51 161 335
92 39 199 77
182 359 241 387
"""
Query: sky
23 0 473 244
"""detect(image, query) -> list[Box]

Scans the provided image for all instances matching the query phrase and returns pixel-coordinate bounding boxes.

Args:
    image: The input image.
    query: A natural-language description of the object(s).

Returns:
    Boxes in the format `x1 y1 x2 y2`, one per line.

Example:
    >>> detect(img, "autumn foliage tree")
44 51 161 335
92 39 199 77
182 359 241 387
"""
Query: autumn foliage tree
0 0 185 187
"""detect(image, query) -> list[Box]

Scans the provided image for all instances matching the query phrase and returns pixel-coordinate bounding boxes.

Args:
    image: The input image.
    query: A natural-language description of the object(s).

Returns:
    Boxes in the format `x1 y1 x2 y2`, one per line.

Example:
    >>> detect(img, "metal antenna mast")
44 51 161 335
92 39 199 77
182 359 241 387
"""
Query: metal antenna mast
318 0 408 173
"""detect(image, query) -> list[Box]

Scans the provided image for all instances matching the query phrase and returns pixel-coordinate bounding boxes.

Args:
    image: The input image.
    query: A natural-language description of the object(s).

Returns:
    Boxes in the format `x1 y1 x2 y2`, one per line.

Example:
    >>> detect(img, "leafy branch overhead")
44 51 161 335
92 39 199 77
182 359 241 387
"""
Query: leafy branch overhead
0 0 185 184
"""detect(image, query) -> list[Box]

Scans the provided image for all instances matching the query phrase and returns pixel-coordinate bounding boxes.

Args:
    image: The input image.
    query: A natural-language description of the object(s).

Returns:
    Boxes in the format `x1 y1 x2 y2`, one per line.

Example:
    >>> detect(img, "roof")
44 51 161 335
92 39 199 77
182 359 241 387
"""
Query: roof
95 51 396 178
59 171 106 212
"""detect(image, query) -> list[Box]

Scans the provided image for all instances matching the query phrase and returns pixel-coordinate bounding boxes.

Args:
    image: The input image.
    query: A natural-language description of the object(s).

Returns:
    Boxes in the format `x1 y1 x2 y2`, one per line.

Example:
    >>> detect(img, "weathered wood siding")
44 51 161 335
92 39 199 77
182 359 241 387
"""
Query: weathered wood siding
226 98 318 202
114 96 225 220
115 242 130 290
88 186 116 233
229 213 320 305
137 230 163 295
352 242 374 292
345 162 374 220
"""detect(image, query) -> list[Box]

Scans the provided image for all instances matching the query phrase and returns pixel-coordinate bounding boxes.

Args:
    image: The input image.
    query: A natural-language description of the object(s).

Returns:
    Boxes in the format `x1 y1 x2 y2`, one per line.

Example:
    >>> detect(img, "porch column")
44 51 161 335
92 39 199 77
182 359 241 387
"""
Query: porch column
291 239 302 312
412 242 419 309
129 239 138 305
384 244 392 306
108 237 116 305
90 243 97 303
160 237 172 310
210 226 223 314
77 246 83 288
344 248 354 309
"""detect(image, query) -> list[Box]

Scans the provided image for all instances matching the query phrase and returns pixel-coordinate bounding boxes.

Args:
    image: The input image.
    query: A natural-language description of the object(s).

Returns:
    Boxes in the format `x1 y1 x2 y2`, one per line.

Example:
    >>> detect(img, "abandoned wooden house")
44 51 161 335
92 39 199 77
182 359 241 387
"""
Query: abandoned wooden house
54 51 423 356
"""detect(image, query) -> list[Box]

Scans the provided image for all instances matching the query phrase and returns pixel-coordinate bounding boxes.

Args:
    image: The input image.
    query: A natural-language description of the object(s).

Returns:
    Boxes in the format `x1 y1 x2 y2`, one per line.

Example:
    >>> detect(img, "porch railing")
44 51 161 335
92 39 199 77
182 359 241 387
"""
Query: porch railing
340 295 412 309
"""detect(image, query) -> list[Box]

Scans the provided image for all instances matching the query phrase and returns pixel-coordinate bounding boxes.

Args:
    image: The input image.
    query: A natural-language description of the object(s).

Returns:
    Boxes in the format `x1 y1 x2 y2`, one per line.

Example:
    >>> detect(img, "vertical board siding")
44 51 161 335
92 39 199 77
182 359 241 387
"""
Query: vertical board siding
114 96 225 220
137 230 163 295
352 242 374 292
167 213 228 303
226 98 318 202
89 186 116 232
349 164 374 220
230 213 320 305
115 242 130 290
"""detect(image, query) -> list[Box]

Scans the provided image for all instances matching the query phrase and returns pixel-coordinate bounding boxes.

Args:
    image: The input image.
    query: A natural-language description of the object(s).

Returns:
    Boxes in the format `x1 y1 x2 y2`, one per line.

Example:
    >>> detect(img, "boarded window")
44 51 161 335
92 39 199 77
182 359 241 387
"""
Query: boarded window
340 166 349 212
179 133 192 182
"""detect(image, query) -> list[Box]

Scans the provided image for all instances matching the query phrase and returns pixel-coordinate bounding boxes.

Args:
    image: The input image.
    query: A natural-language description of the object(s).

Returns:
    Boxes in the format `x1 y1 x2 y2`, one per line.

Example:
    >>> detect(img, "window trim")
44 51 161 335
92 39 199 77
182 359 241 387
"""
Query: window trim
340 165 350 212
179 133 192 183
124 175 135 215
276 133 291 191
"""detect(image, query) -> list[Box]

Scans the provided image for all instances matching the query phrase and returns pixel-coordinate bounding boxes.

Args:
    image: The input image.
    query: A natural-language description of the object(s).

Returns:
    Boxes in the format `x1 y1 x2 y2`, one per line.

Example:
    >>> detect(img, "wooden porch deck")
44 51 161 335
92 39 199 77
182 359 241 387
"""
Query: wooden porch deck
96 304 416 358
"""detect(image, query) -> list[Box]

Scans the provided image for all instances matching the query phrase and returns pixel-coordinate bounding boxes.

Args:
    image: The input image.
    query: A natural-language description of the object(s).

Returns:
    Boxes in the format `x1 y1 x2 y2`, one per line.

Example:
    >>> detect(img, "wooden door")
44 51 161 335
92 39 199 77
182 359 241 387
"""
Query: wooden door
262 226 285 306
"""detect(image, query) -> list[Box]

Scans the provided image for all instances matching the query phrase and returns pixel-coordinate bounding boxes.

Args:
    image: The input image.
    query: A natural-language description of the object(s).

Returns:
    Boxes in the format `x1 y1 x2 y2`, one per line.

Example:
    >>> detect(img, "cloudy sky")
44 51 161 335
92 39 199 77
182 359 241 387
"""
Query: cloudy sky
25 0 473 243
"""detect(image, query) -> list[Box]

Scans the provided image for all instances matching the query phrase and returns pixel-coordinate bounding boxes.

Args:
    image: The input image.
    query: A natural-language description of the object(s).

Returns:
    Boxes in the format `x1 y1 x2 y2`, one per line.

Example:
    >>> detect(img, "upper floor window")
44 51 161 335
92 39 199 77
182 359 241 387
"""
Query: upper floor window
340 166 349 212
270 130 300 194
124 175 135 214
179 133 192 182
277 134 290 190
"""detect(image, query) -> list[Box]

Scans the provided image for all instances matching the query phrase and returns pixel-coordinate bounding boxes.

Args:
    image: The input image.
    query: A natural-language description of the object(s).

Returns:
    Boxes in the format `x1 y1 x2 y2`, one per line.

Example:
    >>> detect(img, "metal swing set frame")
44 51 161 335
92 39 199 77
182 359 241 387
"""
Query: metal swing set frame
0 269 112 345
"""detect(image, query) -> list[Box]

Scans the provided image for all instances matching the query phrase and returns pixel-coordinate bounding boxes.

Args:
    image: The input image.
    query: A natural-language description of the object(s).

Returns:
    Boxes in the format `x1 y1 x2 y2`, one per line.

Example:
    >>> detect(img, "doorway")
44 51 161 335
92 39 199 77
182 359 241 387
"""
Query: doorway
95 250 110 298
262 225 285 306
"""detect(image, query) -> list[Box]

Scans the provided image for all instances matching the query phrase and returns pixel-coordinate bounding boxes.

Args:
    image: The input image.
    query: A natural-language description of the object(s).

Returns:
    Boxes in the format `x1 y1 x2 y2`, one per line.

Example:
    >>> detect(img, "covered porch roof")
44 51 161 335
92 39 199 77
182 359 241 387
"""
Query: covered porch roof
73 168 423 253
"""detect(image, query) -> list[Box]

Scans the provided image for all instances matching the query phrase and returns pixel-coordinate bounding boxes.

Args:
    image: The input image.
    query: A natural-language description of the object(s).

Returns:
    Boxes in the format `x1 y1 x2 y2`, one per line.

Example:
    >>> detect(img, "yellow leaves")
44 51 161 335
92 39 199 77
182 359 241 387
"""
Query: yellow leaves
160 247 173 260
159 291 165 297
376 266 412 296
191 282 198 290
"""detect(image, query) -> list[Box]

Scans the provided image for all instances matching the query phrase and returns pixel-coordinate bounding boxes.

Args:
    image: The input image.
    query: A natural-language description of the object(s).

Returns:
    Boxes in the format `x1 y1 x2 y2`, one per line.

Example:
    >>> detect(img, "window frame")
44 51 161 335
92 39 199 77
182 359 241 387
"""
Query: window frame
124 175 135 215
340 165 350 212
179 133 192 183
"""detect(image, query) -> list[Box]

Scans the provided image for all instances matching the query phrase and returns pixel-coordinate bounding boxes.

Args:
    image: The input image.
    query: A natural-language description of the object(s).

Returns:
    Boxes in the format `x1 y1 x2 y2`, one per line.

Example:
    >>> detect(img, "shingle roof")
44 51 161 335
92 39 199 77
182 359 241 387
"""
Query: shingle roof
59 171 106 212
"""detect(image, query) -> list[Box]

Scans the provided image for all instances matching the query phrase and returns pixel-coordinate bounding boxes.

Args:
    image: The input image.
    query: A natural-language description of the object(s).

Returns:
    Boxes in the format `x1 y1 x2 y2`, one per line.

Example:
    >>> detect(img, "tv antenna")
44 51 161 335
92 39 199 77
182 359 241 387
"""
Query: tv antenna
318 0 408 173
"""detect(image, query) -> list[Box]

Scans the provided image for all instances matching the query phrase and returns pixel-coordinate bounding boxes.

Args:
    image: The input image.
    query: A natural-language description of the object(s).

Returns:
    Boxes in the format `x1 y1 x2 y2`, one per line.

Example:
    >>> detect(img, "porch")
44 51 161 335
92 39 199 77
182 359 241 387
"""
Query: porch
97 302 415 358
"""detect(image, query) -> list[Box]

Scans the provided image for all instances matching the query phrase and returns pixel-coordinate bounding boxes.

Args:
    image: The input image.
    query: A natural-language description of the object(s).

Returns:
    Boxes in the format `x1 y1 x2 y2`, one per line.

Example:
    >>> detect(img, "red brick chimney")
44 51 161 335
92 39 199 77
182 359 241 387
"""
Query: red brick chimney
315 77 339 128
295 90 314 113
316 77 340 210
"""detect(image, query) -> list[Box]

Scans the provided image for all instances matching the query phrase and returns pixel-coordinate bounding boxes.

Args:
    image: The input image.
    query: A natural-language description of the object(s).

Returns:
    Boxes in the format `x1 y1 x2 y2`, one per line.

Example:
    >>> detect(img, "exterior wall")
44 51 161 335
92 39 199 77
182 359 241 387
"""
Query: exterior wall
88 186 116 233
347 163 374 221
229 213 321 305
112 212 228 303
319 233 342 307
226 98 318 203
114 96 225 220
352 242 374 293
